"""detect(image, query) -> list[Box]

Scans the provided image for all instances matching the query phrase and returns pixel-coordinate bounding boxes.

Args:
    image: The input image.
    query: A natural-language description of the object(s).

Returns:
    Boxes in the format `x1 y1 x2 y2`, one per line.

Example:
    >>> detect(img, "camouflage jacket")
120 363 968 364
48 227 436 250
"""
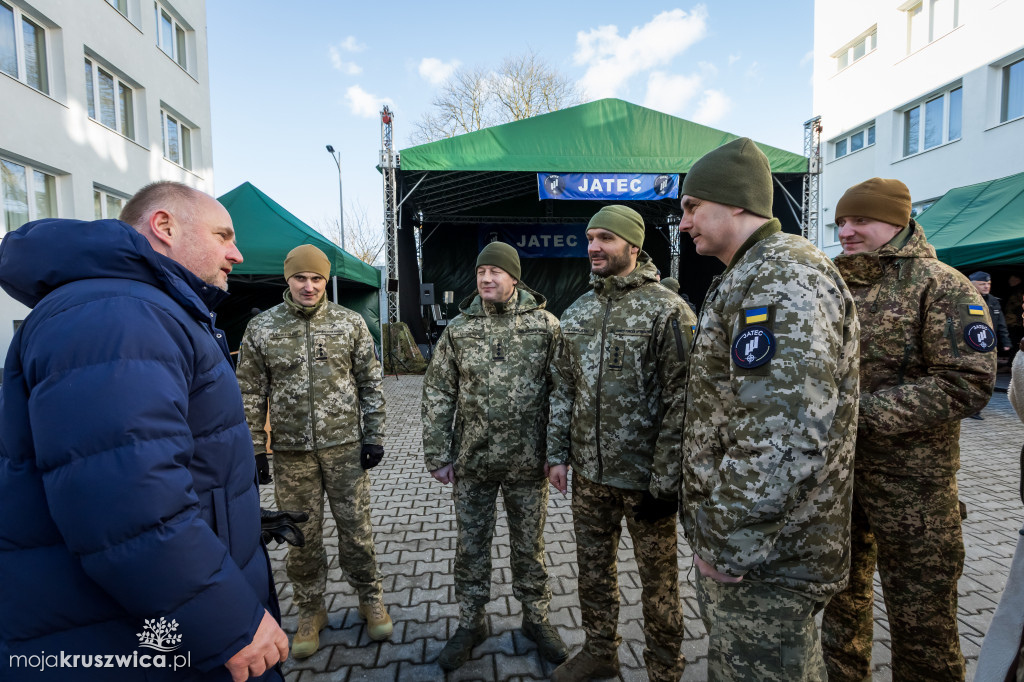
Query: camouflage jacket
422 286 559 479
548 253 695 499
834 220 996 474
681 220 860 598
235 292 385 452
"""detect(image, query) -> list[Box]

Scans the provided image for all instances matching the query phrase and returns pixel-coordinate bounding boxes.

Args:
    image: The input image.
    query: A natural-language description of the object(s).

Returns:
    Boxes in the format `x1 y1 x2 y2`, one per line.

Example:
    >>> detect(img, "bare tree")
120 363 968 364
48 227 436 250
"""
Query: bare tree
312 200 383 266
411 50 582 144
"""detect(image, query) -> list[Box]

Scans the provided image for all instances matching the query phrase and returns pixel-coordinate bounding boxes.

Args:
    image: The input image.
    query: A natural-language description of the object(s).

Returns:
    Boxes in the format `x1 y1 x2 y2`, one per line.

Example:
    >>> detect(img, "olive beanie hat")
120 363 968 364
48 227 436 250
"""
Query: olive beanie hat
476 241 521 280
681 137 773 218
587 205 645 248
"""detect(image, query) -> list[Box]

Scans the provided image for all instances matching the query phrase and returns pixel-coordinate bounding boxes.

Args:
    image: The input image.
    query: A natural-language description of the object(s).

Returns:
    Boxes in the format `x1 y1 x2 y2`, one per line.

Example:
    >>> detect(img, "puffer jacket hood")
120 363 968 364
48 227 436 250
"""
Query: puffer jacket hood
0 217 227 315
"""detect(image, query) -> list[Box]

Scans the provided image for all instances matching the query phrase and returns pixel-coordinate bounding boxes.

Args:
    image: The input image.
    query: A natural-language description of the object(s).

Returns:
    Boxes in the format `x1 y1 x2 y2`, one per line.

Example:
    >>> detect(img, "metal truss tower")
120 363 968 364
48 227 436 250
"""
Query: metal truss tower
801 116 823 246
380 106 399 324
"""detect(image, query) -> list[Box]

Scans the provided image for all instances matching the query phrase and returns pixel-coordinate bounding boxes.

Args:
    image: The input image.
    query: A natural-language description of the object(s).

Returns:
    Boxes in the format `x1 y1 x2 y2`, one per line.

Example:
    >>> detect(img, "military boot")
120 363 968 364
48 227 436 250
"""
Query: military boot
550 650 620 681
437 620 488 671
522 618 568 663
291 607 328 659
357 598 393 641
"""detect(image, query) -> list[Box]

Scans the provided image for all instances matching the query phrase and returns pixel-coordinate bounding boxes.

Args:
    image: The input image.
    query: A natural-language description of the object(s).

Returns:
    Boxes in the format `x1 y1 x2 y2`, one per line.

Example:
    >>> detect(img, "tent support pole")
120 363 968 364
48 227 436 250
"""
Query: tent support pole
332 275 338 303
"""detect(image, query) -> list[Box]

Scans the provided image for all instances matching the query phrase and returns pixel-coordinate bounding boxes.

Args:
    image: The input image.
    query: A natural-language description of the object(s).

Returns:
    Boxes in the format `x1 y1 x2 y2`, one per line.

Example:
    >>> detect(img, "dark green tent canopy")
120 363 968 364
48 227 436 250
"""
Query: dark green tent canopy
399 98 808 174
918 171 1024 268
219 181 380 288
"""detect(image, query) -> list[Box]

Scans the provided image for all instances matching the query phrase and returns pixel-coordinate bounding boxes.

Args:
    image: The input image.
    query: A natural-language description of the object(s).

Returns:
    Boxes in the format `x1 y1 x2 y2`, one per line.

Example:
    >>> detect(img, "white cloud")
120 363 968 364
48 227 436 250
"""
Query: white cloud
329 46 362 74
418 57 460 85
345 85 392 118
745 61 761 81
693 89 731 125
574 6 708 99
728 53 741 65
698 61 718 77
339 35 366 52
643 71 702 115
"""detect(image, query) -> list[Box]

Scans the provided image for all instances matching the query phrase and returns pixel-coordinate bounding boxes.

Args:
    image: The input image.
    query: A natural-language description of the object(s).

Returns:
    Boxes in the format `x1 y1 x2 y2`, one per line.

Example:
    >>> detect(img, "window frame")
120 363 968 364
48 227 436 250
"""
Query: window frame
1 156 57 232
0 0 49 95
833 26 877 73
93 186 128 220
154 1 187 70
1001 57 1024 124
160 109 193 170
900 83 963 158
831 122 876 161
904 0 960 54
105 0 128 17
84 57 135 140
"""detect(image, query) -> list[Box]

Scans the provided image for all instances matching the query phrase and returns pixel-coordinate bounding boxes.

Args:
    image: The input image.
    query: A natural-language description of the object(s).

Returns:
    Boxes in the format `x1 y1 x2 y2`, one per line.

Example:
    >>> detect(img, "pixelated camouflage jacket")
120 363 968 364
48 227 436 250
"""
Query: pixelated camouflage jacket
834 219 996 474
680 219 860 597
421 286 559 479
548 252 695 499
235 291 385 452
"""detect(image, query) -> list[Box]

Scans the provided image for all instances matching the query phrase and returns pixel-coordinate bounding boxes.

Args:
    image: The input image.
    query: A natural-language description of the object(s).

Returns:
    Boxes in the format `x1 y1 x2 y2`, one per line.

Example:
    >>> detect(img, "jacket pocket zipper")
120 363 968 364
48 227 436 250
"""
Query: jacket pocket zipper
945 317 960 358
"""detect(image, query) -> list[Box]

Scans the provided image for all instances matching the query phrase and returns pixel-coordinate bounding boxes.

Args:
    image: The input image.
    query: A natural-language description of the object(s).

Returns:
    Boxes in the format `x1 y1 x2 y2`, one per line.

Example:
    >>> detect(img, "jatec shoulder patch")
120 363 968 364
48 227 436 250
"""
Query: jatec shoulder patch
963 322 997 353
732 325 776 369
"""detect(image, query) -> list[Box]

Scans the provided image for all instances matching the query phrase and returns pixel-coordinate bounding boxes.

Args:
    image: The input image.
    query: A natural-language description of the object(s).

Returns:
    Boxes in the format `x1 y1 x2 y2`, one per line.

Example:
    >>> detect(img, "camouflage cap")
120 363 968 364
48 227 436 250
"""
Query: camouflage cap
284 244 331 280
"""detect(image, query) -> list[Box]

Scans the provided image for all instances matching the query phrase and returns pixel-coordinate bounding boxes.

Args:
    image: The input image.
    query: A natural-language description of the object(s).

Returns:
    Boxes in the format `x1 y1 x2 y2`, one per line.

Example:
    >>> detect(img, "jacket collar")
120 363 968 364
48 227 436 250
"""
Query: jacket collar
591 251 658 300
726 219 782 272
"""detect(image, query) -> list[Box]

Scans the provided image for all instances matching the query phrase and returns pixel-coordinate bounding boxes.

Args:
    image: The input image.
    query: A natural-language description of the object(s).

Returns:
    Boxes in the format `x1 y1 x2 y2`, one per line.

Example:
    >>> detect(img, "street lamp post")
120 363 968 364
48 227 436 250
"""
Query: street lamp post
325 145 345 252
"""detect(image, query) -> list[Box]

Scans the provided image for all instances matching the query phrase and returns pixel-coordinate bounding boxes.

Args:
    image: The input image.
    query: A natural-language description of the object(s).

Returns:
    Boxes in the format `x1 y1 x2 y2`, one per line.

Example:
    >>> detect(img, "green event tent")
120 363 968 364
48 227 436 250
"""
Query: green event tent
917 171 1024 269
216 181 381 350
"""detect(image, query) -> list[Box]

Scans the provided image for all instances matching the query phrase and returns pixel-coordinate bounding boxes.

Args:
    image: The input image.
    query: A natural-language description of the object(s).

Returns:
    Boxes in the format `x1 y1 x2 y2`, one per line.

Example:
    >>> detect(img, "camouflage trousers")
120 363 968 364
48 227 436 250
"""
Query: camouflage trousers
821 470 965 682
572 473 685 682
273 443 383 611
697 574 827 681
452 473 551 627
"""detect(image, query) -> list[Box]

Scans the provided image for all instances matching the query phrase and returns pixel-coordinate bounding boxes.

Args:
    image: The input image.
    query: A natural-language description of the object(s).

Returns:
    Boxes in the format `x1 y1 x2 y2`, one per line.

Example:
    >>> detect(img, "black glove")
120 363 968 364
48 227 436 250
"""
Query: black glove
632 491 678 524
260 508 309 547
255 452 272 485
360 444 384 470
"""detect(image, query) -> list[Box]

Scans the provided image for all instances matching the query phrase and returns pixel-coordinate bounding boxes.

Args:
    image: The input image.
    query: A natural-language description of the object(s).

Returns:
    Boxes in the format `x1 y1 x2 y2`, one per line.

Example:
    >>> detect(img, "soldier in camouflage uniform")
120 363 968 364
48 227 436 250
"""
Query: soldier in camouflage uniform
821 178 997 682
421 241 567 671
547 205 695 682
678 138 860 682
235 245 391 659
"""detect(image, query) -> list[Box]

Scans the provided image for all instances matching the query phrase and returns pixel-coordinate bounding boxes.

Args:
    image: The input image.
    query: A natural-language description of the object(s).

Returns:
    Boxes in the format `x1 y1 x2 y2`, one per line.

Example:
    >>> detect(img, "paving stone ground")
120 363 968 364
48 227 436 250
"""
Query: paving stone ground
262 375 1024 682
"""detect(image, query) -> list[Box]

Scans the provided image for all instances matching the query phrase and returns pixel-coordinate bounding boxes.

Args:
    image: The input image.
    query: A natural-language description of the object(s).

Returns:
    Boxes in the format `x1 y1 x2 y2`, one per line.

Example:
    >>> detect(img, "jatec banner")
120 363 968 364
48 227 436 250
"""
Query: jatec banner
478 224 588 258
537 172 679 201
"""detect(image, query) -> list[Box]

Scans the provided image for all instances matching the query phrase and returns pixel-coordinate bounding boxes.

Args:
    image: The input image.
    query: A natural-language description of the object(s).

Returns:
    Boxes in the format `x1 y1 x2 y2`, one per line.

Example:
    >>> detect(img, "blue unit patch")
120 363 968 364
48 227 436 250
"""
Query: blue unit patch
963 322 997 353
732 325 776 369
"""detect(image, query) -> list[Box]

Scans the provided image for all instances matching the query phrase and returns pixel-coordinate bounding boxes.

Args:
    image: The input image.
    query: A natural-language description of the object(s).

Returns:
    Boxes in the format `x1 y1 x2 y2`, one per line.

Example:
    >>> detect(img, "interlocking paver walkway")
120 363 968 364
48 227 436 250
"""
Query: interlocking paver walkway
261 374 1024 681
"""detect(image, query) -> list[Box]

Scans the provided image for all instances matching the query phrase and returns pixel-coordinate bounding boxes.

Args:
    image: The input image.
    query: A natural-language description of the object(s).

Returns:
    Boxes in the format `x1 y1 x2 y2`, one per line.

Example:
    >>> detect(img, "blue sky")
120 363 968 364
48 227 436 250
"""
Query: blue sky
207 2 813 248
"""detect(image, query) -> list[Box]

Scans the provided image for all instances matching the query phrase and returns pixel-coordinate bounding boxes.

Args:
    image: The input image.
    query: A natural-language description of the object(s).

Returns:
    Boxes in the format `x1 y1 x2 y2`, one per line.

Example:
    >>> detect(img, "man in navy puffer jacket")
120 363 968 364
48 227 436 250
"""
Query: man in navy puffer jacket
0 182 287 681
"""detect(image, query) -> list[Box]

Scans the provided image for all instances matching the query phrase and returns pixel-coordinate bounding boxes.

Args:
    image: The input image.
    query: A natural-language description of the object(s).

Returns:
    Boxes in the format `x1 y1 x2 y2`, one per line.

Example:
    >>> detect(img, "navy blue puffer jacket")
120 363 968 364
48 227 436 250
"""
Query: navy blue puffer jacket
0 219 281 681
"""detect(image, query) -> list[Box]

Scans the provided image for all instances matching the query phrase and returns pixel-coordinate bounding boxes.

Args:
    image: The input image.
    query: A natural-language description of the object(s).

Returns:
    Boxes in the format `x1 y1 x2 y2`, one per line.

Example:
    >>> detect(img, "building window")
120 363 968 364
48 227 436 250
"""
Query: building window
106 0 127 17
906 0 959 54
1 158 56 232
1002 58 1024 123
155 2 187 70
833 123 876 159
0 1 48 94
94 187 126 220
902 85 962 156
85 58 135 139
835 27 877 72
161 110 192 170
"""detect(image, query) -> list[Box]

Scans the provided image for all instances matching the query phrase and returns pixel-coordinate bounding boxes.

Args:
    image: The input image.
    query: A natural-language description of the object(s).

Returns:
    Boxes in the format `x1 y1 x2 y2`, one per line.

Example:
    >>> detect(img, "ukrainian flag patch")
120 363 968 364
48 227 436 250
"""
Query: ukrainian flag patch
744 306 768 324
968 305 985 316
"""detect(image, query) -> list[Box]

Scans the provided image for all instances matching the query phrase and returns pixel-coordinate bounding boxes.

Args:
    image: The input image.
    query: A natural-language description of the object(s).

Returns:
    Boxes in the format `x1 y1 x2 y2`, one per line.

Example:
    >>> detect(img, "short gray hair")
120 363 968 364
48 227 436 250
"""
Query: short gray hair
119 181 202 229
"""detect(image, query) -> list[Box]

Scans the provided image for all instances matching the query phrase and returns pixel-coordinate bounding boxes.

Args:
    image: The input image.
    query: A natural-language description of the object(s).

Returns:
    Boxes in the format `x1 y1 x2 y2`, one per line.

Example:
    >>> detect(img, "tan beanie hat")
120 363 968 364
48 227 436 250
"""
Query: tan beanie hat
284 244 331 280
681 137 774 218
835 178 912 228
587 205 645 247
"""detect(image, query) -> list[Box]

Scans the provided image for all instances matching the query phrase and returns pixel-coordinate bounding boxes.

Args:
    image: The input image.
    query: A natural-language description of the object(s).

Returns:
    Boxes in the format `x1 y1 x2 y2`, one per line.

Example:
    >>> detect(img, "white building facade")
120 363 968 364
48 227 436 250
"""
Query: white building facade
0 0 211 358
812 0 1024 257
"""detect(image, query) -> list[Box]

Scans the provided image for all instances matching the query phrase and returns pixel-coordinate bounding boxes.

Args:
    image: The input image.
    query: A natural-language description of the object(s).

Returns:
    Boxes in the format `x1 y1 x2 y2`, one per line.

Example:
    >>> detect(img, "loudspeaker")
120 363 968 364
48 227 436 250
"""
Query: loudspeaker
386 278 399 293
420 283 435 305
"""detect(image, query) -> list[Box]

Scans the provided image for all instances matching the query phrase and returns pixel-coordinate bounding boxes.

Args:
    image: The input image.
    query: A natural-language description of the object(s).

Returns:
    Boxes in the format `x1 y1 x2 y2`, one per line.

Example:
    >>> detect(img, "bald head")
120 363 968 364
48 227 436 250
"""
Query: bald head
121 181 242 290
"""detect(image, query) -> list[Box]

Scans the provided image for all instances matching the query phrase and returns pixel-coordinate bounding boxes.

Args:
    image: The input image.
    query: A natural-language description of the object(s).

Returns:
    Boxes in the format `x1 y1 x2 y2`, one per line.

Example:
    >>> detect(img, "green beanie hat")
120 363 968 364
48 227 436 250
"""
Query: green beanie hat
835 177 912 228
660 277 680 294
681 137 773 218
587 205 645 247
476 241 521 280
284 244 331 280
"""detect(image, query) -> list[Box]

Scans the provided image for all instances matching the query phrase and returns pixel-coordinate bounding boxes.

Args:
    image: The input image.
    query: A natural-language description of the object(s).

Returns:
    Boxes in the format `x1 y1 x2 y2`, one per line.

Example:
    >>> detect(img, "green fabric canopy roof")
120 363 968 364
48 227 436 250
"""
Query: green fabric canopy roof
218 182 380 288
398 98 808 174
917 171 1024 268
